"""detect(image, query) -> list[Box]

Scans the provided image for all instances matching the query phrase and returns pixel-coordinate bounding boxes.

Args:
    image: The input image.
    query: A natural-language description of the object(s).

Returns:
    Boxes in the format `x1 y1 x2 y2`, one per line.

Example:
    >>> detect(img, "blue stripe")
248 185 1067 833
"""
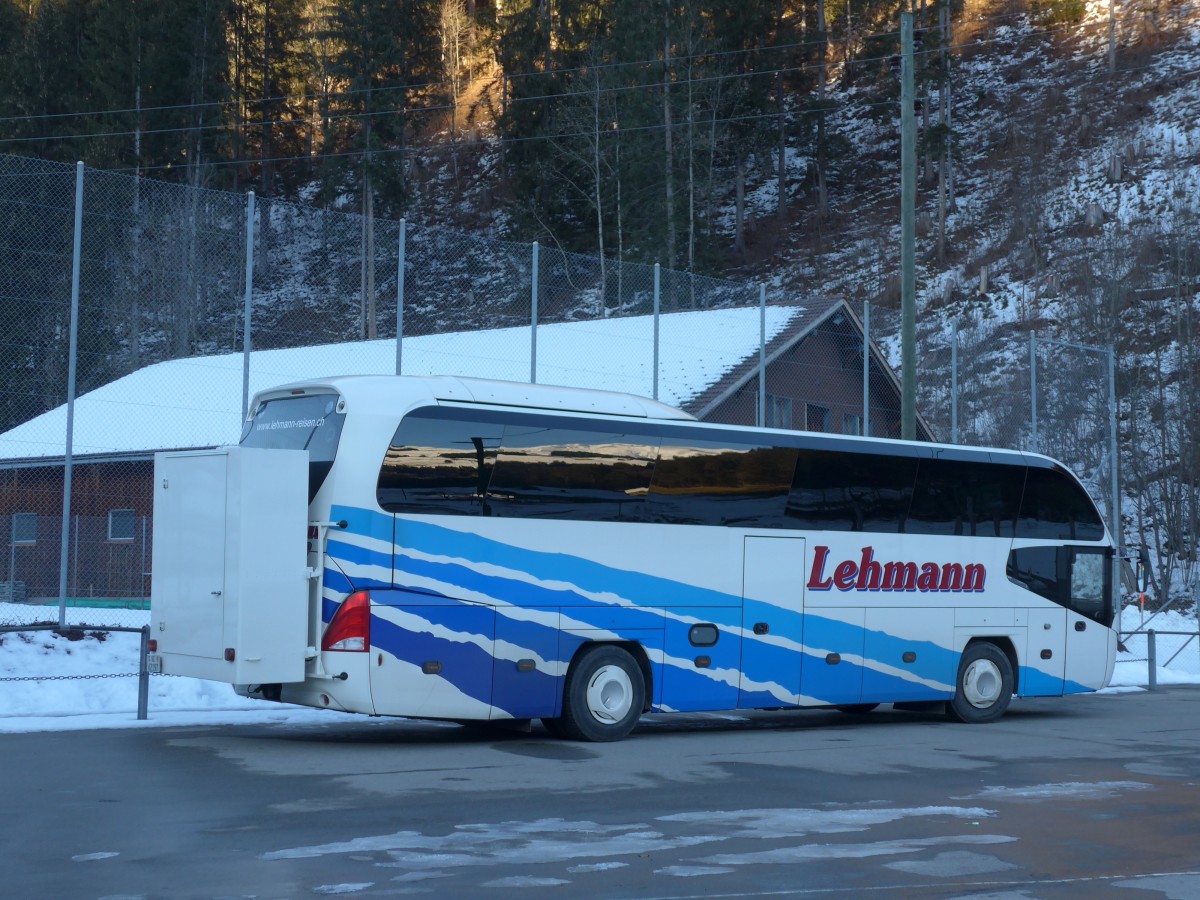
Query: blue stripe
328 504 1099 715
327 537 394 573
323 568 355 595
861 628 959 685
1019 666 1064 697
393 555 678 631
371 610 495 708
356 510 744 607
659 665 740 712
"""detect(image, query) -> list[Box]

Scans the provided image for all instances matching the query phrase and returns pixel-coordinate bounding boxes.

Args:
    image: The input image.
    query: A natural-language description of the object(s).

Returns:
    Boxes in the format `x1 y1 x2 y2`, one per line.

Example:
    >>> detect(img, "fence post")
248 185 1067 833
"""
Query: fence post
951 320 959 443
7 515 14 594
1108 342 1120 577
862 300 871 437
758 285 767 428
395 218 406 376
138 625 150 720
1147 629 1157 690
72 515 79 598
1029 331 1038 453
653 263 660 401
241 191 256 422
58 161 85 631
530 241 539 385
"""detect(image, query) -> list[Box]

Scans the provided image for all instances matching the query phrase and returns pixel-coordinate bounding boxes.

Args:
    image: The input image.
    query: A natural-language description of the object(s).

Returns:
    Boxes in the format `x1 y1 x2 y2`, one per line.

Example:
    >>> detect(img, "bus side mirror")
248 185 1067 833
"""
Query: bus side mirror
1135 547 1151 594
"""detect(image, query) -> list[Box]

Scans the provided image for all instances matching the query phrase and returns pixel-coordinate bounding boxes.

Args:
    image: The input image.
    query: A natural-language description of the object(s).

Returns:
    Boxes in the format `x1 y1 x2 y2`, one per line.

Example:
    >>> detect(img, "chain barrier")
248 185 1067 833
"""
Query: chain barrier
0 672 137 682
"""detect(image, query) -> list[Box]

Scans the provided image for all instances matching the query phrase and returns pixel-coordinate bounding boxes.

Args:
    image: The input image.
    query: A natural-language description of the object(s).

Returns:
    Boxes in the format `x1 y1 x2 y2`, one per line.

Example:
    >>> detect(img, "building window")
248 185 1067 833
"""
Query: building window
843 413 862 436
12 513 36 545
765 395 793 429
805 403 831 433
108 509 136 542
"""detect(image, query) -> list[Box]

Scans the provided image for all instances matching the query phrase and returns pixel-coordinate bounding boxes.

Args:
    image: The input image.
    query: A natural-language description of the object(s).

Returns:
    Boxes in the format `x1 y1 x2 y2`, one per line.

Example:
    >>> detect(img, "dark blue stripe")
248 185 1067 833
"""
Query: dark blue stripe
371 611 495 707
327 537 394 573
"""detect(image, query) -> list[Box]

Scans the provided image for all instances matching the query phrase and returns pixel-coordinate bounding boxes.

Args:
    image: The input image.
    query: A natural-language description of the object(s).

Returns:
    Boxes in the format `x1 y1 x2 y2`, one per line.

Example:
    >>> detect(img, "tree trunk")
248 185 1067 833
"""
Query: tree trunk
816 0 829 221
662 23 676 270
261 0 274 196
366 184 376 340
735 156 746 260
775 0 785 223
591 65 606 309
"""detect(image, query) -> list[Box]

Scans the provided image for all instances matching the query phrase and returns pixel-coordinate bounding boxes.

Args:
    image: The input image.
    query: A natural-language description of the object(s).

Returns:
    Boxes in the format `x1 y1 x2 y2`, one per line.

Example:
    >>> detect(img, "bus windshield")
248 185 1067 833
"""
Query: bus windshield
240 393 346 502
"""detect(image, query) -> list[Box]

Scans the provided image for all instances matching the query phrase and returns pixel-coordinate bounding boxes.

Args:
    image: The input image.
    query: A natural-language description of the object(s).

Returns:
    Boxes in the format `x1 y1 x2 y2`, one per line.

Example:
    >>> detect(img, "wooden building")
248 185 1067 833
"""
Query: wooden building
0 299 928 603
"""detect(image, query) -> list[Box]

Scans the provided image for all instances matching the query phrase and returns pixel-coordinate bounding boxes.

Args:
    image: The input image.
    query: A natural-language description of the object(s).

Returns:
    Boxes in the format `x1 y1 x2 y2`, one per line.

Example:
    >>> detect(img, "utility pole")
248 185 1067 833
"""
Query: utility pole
900 12 917 441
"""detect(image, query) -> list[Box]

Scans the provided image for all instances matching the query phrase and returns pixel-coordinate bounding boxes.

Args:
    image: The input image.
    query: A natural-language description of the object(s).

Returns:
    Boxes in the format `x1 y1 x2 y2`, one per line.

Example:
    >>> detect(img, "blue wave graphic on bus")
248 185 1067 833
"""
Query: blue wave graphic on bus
321 504 1087 718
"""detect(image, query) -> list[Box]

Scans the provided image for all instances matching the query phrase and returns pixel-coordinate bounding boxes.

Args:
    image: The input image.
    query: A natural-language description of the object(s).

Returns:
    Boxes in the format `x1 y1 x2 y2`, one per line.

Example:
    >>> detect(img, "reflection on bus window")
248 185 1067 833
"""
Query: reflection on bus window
488 426 657 520
643 441 797 526
378 413 501 515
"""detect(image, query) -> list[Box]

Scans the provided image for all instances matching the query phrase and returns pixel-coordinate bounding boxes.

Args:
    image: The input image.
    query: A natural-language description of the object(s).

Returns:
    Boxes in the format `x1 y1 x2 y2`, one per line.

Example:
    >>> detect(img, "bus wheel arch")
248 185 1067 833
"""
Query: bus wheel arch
553 642 649 742
947 638 1015 724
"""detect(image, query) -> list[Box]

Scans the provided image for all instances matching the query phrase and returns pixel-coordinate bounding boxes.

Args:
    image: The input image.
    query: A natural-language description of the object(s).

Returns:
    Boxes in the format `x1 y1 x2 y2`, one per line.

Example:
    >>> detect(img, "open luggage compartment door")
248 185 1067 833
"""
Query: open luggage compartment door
150 446 310 684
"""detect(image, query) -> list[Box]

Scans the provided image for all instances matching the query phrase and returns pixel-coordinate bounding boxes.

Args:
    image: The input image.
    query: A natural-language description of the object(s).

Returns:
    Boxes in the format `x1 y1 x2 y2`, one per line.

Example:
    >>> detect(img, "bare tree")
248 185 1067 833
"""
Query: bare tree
441 0 471 185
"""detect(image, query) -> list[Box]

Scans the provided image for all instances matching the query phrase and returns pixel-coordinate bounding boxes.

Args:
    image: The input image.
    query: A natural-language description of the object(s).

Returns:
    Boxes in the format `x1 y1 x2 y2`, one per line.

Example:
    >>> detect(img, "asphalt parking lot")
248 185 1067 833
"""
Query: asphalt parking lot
7 686 1200 899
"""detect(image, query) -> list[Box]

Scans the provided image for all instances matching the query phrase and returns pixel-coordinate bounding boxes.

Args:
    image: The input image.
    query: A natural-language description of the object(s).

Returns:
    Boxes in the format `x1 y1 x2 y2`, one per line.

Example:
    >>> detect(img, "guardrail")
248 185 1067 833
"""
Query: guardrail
0 622 150 719
1119 628 1199 691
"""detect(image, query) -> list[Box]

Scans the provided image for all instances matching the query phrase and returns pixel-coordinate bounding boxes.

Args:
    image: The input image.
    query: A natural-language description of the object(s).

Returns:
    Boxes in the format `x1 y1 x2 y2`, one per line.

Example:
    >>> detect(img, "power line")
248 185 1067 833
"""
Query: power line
1 6 1192 177
0 2 1145 138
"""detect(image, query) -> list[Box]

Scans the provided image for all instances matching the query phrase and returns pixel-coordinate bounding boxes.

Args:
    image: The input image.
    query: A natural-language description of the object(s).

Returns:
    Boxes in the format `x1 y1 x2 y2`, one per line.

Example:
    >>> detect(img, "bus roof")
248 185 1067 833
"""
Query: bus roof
251 374 698 422
252 374 1078 473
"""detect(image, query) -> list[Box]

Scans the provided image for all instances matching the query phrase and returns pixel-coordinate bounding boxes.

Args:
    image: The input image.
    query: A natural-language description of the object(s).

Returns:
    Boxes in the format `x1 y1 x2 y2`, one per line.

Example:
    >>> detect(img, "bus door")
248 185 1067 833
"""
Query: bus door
739 537 806 708
1061 547 1114 693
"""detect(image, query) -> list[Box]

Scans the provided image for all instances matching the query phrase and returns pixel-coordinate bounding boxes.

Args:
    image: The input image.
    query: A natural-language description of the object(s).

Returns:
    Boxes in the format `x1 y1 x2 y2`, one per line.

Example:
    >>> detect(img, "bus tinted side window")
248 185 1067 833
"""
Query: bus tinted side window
907 458 1024 537
1017 466 1105 541
643 441 797 526
787 450 917 532
487 426 658 521
377 411 501 515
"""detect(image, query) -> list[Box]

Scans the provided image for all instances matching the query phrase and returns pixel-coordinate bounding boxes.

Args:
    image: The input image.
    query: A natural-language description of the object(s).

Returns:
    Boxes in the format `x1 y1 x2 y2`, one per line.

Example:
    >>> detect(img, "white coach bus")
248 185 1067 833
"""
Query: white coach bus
149 375 1117 741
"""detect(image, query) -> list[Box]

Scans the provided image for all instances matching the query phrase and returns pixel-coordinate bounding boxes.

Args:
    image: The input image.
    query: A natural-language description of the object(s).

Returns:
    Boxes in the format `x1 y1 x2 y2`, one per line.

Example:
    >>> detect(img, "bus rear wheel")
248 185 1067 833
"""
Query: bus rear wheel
947 642 1013 724
558 645 645 742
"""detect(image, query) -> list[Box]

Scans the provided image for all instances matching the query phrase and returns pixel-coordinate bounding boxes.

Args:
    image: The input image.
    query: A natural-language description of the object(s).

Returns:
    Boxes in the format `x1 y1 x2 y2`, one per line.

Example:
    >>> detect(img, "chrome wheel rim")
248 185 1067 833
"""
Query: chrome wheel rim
962 658 1003 708
585 664 634 724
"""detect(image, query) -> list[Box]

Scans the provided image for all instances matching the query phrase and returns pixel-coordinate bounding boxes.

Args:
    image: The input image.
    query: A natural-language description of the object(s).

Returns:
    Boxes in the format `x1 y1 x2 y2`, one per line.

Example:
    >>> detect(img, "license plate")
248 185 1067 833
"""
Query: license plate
147 654 162 674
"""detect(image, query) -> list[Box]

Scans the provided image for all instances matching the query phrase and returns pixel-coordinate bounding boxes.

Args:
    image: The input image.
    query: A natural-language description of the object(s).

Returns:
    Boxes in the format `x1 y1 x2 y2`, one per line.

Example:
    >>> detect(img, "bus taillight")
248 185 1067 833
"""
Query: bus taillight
321 590 370 652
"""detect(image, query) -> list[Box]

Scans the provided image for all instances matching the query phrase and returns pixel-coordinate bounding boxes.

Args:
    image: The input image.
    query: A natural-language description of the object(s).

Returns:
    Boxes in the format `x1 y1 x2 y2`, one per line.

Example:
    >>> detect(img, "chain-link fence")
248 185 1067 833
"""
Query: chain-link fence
0 151 1130 641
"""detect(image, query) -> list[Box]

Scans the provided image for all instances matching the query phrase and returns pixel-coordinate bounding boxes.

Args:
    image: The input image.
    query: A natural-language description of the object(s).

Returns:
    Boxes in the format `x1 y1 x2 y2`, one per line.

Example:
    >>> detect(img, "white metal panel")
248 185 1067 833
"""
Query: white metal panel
151 452 227 662
151 446 310 684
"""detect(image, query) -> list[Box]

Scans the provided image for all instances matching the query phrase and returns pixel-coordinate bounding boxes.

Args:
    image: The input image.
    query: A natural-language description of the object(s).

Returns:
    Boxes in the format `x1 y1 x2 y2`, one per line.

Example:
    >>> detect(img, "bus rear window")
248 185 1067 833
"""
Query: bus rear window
240 394 346 502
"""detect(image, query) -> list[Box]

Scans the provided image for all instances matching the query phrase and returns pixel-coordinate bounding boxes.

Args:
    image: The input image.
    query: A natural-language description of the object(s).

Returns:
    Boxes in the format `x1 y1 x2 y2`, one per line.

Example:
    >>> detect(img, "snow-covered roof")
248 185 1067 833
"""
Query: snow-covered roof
0 303 831 462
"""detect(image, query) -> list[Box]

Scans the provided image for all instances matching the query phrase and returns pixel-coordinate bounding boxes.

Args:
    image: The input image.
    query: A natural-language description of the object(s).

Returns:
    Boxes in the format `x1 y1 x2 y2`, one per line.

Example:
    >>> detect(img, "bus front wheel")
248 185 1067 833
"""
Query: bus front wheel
558 645 645 742
947 642 1013 724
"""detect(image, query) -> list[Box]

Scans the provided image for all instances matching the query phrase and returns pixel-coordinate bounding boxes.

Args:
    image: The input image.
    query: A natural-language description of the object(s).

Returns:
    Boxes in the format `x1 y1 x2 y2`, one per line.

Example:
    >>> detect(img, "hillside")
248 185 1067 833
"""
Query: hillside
398 0 1200 598
1 0 1198 600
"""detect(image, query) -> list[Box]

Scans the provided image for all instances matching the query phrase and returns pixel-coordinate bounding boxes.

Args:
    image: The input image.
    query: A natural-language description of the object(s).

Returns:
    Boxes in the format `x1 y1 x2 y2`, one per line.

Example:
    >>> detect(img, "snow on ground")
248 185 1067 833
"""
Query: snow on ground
1 601 1195 734
0 603 363 734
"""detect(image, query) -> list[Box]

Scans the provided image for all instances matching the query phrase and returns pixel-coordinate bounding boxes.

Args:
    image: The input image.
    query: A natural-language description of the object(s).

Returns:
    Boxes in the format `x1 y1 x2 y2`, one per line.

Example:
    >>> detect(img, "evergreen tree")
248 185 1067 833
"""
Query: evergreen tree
320 0 440 214
3 0 92 163
228 0 309 194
